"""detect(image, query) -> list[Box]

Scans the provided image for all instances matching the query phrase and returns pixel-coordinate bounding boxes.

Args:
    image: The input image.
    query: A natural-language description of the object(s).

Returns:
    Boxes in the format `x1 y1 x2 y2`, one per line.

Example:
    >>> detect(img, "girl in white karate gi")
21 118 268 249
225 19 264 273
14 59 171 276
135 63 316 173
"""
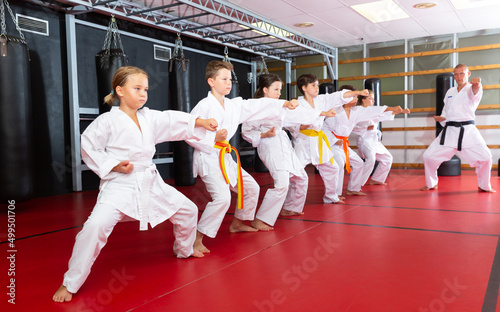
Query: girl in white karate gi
353 90 408 186
291 74 363 204
323 85 407 196
53 66 218 303
187 61 298 254
421 64 494 192
242 74 327 230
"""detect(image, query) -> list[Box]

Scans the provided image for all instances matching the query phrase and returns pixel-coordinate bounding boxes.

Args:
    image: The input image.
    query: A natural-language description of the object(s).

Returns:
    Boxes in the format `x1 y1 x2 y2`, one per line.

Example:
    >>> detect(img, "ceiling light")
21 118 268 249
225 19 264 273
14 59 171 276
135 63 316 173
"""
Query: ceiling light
351 0 410 23
450 0 498 10
413 2 437 9
293 22 315 28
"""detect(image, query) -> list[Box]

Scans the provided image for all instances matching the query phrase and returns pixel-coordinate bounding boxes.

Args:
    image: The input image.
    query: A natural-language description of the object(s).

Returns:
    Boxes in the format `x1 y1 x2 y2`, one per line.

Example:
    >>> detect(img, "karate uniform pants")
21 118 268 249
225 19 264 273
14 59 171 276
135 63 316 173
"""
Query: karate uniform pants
316 161 341 203
62 198 198 294
197 168 259 238
422 139 493 191
331 145 365 193
358 142 393 185
255 168 308 226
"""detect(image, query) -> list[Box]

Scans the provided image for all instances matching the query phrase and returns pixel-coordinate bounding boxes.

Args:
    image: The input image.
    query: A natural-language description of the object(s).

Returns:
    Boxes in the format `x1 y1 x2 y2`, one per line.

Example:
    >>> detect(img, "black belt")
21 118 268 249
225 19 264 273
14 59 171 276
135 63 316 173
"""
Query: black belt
439 120 474 151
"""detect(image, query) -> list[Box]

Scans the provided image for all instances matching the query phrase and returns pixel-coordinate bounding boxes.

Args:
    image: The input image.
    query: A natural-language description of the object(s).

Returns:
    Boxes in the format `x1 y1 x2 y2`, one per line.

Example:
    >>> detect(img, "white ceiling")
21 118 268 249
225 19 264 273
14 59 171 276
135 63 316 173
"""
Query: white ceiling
226 0 500 47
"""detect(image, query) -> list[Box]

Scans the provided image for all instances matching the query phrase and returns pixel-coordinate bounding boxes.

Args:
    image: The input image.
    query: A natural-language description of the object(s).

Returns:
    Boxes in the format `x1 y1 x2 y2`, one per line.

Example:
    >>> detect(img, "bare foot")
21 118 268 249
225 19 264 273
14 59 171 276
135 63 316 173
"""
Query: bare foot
346 190 367 196
479 187 496 193
280 209 304 217
193 231 210 254
53 285 73 303
251 219 274 231
191 249 205 258
420 185 438 191
229 218 259 233
368 179 387 185
339 196 346 201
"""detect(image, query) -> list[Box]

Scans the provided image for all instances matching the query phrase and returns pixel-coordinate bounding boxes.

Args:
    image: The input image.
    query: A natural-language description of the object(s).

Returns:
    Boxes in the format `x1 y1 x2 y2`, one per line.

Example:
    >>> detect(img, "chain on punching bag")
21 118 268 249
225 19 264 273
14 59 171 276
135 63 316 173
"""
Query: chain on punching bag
0 0 34 202
170 35 195 186
95 15 128 114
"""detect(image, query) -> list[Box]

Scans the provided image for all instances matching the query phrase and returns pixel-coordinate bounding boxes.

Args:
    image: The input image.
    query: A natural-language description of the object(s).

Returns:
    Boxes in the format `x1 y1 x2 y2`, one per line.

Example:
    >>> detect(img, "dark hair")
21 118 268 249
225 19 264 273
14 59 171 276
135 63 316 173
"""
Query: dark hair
205 60 233 80
296 74 318 95
356 89 374 105
338 84 356 92
104 66 148 105
254 74 283 98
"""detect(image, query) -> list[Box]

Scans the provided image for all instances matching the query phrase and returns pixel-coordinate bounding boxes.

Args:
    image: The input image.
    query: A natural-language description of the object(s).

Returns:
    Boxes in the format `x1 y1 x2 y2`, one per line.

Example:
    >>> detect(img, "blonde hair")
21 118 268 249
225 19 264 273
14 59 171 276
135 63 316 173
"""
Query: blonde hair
205 60 233 81
104 66 148 105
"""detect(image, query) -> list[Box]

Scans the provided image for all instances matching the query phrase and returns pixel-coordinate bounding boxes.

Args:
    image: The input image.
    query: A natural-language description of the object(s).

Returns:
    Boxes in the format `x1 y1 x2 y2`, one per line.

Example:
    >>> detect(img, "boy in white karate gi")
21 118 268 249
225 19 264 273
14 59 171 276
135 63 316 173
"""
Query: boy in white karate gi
421 64 495 192
187 61 298 254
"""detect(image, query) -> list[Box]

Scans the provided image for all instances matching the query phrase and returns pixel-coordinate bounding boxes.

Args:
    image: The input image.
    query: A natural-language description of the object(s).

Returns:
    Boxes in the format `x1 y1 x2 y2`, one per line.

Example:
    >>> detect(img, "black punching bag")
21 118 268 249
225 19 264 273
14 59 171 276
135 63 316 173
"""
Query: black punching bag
95 17 128 114
170 37 195 186
436 73 460 176
0 34 34 202
319 81 337 94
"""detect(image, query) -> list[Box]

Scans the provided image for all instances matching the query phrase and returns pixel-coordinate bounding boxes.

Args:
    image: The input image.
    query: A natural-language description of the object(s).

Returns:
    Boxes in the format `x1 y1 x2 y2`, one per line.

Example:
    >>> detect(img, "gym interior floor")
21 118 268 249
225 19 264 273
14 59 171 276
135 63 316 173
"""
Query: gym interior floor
1 167 499 312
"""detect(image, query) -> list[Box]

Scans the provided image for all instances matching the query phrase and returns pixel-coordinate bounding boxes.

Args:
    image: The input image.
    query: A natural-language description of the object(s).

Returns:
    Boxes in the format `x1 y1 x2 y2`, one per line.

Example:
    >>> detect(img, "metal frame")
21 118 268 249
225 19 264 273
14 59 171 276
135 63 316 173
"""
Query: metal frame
56 0 337 61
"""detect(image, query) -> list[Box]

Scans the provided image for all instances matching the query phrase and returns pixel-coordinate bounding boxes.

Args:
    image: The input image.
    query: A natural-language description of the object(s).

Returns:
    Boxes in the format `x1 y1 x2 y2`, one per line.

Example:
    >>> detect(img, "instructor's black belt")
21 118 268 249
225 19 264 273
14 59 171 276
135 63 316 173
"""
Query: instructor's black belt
439 120 474 151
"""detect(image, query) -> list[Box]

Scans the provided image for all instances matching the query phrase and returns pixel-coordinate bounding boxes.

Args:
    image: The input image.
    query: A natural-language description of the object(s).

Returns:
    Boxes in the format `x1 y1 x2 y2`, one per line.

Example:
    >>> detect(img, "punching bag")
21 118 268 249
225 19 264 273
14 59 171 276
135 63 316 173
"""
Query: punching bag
170 36 195 186
319 81 337 95
436 73 460 176
0 3 34 202
95 16 128 114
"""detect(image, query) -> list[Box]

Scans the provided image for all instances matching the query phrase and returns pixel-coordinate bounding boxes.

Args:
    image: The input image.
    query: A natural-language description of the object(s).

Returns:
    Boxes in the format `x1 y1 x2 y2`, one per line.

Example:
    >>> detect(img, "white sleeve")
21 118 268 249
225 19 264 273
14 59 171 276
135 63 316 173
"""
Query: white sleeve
80 115 121 179
241 121 263 148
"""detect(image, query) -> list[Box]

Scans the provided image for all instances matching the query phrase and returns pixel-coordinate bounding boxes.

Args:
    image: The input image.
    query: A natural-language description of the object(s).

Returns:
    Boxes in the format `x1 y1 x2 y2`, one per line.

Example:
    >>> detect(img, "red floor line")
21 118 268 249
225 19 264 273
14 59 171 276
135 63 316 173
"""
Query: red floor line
279 217 500 237
338 203 500 215
0 224 83 244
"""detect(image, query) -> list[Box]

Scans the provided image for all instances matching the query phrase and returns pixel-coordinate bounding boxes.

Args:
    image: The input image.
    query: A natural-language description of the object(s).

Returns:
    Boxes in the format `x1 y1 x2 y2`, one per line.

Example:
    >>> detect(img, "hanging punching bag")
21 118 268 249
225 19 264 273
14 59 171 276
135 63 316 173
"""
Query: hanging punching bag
319 82 336 94
170 36 195 186
95 16 128 114
436 72 460 176
0 3 34 202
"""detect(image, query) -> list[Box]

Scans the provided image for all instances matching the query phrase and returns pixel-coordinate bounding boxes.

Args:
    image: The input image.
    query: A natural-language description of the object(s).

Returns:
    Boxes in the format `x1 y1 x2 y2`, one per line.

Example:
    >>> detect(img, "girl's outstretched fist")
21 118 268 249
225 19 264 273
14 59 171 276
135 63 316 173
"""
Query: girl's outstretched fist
284 99 299 110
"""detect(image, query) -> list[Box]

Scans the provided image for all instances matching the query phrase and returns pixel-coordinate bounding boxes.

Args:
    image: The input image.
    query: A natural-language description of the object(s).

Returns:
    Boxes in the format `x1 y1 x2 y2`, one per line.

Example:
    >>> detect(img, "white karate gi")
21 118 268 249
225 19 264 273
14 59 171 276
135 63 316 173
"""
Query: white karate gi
242 107 320 225
290 91 351 203
353 111 395 185
422 83 492 190
323 105 388 193
63 107 206 294
187 92 287 237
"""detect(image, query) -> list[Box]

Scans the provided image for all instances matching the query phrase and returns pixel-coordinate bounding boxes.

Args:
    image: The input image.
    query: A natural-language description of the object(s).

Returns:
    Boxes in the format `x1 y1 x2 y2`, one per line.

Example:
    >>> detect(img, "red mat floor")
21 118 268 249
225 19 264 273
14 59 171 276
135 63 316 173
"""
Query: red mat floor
1 168 499 312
